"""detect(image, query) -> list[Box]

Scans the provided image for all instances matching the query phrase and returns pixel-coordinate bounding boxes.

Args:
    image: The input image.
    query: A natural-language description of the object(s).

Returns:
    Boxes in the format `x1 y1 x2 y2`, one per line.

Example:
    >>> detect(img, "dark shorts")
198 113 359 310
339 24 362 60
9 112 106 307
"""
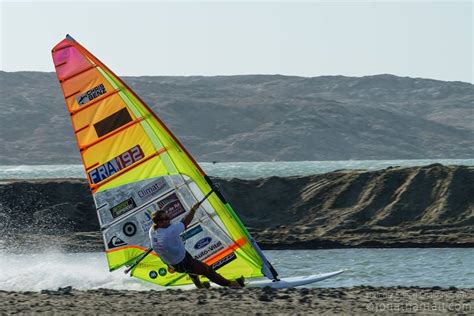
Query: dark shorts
171 252 196 273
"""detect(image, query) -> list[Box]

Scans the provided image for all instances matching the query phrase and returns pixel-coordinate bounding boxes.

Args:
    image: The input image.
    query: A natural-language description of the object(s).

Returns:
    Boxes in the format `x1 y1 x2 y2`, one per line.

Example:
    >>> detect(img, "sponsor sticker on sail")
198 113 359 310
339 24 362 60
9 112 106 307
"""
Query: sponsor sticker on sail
193 238 225 260
156 193 185 219
211 252 237 270
88 145 144 184
136 177 169 202
182 225 203 240
76 84 107 105
110 197 137 218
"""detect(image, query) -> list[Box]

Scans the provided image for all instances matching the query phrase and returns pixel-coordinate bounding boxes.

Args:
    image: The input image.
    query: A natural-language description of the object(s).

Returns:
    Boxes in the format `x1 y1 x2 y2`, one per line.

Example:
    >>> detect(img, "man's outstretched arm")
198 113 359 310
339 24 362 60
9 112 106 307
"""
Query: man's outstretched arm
182 203 199 228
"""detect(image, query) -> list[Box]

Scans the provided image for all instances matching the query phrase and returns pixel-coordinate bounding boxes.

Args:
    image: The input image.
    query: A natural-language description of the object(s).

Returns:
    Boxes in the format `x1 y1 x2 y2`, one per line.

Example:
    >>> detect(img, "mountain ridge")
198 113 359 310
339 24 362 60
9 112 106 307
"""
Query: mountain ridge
0 71 472 164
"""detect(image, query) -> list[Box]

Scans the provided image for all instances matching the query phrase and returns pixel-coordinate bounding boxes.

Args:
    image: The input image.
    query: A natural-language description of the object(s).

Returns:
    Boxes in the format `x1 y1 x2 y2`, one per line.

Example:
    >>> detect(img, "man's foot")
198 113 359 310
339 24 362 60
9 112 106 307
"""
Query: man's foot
189 274 208 289
229 276 245 288
194 280 211 289
236 276 245 287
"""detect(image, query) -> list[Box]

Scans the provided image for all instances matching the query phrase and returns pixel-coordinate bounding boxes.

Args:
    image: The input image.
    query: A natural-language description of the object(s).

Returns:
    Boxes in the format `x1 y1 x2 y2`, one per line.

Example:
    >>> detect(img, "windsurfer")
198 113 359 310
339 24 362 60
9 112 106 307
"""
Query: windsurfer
149 205 245 289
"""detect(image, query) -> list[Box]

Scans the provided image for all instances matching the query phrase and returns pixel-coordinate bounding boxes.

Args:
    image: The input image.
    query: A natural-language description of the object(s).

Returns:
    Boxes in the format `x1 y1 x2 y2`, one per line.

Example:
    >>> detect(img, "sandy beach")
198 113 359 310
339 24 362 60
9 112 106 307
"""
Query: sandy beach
1 286 472 314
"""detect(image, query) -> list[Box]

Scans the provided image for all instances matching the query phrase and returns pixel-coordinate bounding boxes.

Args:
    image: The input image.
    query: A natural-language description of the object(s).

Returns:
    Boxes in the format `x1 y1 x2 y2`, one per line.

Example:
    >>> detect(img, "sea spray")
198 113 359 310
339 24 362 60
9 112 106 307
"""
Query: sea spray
0 249 472 291
0 250 158 292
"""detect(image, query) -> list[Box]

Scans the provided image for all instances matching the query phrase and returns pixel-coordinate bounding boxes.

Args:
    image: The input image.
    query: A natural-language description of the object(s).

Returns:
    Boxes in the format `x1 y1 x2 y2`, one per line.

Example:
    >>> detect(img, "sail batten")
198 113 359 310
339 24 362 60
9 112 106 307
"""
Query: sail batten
52 35 276 286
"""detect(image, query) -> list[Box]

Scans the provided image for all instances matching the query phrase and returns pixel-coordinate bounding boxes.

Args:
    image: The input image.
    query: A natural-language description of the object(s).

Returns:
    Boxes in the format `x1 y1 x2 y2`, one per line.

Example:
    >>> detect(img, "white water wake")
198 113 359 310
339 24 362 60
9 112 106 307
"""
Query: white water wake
1 159 473 180
1 249 472 291
0 251 156 292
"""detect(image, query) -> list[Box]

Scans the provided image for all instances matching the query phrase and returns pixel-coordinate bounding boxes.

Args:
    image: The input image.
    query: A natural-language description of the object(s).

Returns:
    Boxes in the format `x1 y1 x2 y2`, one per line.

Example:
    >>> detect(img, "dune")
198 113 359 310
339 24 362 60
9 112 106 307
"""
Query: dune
1 164 473 252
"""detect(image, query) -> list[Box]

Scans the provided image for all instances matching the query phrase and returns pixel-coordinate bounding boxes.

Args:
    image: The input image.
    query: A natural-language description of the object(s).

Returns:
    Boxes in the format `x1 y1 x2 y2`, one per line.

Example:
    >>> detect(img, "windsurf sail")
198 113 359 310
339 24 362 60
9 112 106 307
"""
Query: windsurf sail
51 35 278 286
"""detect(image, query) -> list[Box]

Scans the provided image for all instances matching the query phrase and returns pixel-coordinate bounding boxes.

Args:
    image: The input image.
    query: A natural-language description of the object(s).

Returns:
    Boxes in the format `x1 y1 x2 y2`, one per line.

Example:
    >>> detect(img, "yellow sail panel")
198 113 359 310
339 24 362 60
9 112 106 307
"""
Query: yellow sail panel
52 35 276 287
73 93 137 145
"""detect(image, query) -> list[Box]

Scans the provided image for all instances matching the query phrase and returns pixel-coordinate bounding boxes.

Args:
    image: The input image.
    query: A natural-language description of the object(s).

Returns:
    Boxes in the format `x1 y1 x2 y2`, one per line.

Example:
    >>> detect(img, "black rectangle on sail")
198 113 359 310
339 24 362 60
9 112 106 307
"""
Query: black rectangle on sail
94 108 133 137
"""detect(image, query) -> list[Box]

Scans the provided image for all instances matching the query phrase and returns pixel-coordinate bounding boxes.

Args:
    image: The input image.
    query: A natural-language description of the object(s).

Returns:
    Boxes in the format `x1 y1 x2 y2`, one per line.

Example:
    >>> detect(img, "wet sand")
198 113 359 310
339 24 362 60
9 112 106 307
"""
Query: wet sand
1 287 472 314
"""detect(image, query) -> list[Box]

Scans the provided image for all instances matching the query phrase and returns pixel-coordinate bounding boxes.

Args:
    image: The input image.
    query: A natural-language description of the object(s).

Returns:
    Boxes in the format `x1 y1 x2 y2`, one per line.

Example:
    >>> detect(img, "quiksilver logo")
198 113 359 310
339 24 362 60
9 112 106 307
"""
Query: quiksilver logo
107 236 127 249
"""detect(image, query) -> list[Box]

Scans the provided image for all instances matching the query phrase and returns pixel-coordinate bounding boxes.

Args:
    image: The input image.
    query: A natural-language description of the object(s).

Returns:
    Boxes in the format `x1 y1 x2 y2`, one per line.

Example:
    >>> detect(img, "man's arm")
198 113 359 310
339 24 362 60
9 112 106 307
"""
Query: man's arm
181 203 199 228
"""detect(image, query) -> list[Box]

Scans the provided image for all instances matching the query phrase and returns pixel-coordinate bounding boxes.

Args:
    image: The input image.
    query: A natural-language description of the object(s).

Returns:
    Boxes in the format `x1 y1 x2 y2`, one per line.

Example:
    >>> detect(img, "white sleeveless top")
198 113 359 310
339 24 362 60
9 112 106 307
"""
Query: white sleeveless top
148 222 186 265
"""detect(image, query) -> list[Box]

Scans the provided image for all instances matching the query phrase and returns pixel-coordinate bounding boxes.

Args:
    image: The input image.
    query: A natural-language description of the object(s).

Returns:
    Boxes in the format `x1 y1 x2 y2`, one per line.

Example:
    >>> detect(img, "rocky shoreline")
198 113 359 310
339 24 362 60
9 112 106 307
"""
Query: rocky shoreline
1 287 472 314
1 164 473 252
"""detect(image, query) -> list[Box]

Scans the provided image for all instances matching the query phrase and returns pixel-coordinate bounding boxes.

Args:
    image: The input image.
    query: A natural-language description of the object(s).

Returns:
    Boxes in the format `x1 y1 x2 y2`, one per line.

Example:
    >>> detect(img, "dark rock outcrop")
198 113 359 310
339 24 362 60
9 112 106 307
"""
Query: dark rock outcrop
1 165 473 251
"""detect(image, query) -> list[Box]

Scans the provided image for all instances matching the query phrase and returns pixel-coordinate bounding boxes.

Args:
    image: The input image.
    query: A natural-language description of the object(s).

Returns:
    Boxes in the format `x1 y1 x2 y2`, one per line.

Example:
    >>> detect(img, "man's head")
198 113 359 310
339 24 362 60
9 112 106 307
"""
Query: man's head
152 211 171 229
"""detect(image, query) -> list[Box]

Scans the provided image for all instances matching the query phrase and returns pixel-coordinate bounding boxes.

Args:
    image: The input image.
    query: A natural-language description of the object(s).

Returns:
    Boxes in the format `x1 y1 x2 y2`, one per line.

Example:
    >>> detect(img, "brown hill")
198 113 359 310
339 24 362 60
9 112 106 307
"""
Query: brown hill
1 72 473 164
0 164 472 251
224 164 474 248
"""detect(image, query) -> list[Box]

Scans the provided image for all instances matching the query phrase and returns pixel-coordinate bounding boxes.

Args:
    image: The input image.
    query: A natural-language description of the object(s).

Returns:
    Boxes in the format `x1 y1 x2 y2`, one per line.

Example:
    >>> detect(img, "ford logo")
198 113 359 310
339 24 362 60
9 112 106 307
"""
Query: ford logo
194 237 212 250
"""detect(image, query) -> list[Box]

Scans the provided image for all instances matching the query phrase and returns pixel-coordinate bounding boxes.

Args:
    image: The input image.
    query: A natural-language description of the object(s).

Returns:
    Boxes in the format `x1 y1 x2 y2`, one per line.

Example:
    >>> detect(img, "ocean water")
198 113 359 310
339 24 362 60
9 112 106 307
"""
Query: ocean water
1 161 472 292
0 249 472 291
0 159 473 180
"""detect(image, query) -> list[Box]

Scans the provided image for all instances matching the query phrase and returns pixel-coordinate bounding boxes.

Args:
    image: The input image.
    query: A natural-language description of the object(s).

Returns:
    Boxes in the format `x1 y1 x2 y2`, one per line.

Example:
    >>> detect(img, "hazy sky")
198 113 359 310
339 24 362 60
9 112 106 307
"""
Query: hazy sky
1 1 472 82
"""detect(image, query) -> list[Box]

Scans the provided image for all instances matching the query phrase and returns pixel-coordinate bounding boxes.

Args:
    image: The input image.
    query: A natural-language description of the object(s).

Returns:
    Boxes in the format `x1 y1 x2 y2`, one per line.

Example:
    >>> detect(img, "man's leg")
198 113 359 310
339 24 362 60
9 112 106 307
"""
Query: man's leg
188 273 205 288
190 259 236 287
